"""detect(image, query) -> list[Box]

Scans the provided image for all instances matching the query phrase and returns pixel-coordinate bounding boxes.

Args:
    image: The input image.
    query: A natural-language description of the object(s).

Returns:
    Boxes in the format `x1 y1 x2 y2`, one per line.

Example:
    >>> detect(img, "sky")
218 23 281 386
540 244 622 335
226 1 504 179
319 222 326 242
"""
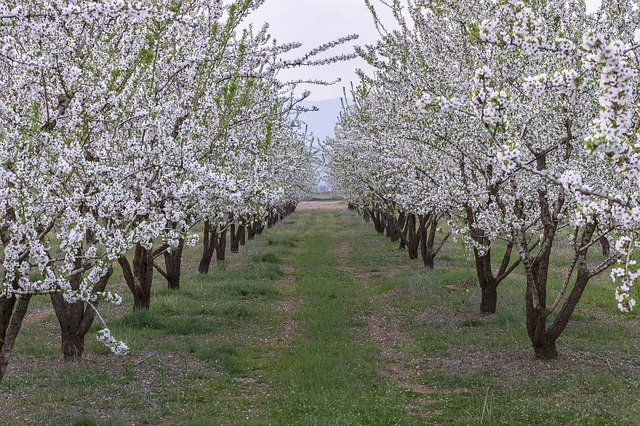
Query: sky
246 0 397 101
246 0 603 188
248 0 603 102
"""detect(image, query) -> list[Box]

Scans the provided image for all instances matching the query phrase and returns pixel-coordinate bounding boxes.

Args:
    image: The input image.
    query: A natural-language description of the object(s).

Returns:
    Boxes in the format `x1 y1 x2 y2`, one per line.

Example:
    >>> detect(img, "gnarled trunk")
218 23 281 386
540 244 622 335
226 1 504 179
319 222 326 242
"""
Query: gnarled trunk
513 168 603 360
406 214 420 259
600 236 610 257
0 295 31 382
533 341 558 360
397 212 407 249
51 267 114 361
198 220 216 274
419 215 436 269
162 238 184 290
215 226 227 261
247 221 256 240
465 207 520 314
119 244 153 310
371 210 385 234
362 209 371 223
478 270 498 314
239 223 246 246
255 221 264 236
230 223 240 253
473 247 500 314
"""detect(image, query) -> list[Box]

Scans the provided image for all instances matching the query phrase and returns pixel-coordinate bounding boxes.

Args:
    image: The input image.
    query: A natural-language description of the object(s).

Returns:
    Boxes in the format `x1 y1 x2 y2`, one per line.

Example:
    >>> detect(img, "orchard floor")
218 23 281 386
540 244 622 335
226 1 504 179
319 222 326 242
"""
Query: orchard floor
1 202 639 425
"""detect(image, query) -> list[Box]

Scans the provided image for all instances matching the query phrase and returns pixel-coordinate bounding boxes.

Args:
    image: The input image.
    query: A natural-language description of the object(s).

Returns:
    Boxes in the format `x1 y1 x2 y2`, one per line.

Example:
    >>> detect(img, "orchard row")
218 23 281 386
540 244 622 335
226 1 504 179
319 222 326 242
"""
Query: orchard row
329 0 640 360
0 0 346 381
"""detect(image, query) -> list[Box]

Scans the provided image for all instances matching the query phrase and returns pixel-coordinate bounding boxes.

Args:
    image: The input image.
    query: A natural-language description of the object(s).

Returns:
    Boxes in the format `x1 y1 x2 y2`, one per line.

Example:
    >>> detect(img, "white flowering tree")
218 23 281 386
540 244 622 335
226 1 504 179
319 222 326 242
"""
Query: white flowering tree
330 0 627 359
0 0 322 380
476 0 640 314
0 0 156 375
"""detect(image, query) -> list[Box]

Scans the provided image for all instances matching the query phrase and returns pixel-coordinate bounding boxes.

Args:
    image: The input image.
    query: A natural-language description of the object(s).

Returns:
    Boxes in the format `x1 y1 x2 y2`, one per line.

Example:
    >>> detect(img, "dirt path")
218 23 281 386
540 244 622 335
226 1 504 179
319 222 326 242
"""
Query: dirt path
295 201 347 211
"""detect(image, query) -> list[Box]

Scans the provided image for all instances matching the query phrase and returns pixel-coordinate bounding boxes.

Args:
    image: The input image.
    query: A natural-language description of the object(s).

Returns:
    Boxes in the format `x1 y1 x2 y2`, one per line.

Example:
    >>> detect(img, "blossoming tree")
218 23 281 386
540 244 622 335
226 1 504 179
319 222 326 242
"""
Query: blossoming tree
0 0 321 380
330 0 627 359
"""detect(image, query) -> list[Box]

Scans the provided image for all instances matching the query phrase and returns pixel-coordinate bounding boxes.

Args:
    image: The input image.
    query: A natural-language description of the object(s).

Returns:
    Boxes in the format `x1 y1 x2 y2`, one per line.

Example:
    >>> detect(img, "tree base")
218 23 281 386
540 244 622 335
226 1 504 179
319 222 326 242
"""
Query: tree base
534 343 558 360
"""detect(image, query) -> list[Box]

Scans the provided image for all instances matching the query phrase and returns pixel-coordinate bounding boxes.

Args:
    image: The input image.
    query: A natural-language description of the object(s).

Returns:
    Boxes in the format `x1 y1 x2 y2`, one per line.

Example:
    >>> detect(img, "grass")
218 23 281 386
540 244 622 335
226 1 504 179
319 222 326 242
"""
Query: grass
304 192 342 201
0 205 638 424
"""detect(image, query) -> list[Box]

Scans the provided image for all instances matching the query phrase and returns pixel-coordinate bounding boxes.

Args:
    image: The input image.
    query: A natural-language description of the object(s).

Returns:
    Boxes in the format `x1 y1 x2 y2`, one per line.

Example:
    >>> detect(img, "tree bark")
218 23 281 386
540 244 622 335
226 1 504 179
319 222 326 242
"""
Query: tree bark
119 244 153 310
377 211 385 234
385 213 395 240
198 220 216 274
239 223 246 246
230 223 240 253
407 213 420 260
371 210 384 234
480 284 498 314
215 226 227 261
600 236 610 257
51 267 114 361
255 221 264 236
398 212 407 249
247 221 256 240
533 341 558 360
363 209 371 223
0 295 31 382
472 242 499 314
466 206 520 314
513 168 569 360
163 238 184 290
420 214 437 269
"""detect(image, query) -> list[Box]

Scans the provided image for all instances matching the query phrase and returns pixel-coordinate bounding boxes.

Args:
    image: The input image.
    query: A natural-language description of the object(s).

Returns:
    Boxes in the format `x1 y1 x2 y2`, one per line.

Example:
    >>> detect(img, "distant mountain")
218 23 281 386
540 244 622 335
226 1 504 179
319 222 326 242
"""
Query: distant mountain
299 98 344 143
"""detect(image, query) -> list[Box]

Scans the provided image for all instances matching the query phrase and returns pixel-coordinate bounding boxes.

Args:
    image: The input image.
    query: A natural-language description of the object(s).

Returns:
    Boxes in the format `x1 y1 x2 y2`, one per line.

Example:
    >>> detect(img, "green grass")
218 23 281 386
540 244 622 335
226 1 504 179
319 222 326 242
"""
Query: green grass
261 211 410 424
0 208 638 425
304 192 342 201
251 252 283 264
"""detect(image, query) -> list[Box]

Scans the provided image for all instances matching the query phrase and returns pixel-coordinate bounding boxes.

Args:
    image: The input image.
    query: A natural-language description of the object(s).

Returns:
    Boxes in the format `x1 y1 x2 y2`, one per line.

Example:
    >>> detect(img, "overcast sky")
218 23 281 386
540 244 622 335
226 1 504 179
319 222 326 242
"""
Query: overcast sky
247 0 603 101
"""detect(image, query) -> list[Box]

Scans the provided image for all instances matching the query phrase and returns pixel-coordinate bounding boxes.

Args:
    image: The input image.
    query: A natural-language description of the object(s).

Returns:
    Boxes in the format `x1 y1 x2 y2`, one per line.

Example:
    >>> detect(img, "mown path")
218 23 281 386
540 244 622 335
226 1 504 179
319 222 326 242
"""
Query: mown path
274 204 639 425
262 203 413 424
1 202 638 425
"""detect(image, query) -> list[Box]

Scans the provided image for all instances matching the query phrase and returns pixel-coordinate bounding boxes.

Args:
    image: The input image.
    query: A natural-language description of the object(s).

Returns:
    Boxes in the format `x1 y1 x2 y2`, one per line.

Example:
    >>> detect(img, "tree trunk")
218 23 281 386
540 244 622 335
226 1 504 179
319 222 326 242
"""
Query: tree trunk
230 223 240 253
398 212 407 249
420 215 437 269
198 220 216 274
407 214 419 260
51 267 114 361
533 340 558 360
215 227 227 261
363 209 371 223
267 213 274 228
600 236 610 257
163 238 184 290
466 206 518 314
119 244 153 310
480 278 498 314
0 295 31 382
239 224 246 246
247 222 256 240
371 210 384 234
473 247 498 314
385 213 394 240
524 252 552 359
543 224 598 359
377 211 385 234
